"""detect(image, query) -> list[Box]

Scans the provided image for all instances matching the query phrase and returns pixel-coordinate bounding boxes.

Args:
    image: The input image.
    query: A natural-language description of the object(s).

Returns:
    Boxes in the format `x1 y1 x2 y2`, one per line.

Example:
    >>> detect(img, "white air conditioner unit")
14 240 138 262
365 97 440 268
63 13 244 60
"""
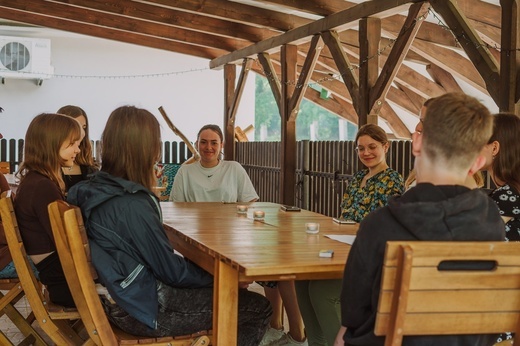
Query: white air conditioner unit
0 35 54 80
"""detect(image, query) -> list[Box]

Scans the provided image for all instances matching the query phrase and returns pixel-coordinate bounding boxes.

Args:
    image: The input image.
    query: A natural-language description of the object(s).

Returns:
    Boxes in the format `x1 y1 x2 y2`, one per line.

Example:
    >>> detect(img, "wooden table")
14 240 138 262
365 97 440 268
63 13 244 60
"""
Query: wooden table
161 202 358 346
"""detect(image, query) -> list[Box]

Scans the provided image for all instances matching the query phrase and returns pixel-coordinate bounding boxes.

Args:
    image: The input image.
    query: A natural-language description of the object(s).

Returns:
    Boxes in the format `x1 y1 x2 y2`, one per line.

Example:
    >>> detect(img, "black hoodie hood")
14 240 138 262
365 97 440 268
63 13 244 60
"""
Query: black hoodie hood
386 183 504 241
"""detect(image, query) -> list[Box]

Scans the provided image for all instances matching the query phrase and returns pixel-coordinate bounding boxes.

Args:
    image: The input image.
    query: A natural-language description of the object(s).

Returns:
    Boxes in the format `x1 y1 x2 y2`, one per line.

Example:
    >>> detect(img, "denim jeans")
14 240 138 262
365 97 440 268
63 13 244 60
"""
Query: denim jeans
0 259 39 279
103 281 272 346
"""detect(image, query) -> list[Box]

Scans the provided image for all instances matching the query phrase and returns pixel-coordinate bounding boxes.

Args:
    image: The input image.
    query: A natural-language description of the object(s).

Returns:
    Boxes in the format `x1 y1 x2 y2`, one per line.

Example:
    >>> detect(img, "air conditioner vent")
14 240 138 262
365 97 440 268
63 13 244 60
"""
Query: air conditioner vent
0 36 54 80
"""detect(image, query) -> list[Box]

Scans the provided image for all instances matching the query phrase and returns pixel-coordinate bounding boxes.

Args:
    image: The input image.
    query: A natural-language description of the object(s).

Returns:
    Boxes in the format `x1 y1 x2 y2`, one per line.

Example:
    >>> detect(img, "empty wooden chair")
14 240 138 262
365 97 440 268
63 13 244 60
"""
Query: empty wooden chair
48 200 211 346
0 192 87 345
375 241 520 346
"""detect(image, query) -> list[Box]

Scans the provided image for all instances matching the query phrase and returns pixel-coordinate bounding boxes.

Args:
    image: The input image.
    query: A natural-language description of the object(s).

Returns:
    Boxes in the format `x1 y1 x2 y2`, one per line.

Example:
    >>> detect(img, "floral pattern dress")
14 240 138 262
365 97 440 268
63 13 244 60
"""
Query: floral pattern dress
341 168 404 223
491 184 520 343
490 184 520 242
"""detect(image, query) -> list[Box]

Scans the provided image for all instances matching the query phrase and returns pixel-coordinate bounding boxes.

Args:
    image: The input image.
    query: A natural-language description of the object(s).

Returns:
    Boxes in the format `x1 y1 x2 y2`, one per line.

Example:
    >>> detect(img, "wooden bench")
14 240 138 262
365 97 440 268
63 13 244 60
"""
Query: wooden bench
48 200 211 346
0 192 87 345
375 241 520 346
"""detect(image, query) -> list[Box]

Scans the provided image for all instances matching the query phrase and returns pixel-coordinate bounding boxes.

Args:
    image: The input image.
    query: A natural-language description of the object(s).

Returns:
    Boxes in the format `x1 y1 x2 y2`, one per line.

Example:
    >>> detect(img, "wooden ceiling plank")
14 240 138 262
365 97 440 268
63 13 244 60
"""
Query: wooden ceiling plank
380 103 411 138
382 14 459 48
429 0 500 103
209 0 416 69
425 64 463 92
456 0 502 29
409 39 488 93
396 81 427 112
257 53 282 109
305 89 358 124
321 30 360 112
258 0 356 17
499 0 519 112
369 2 429 114
386 85 423 115
0 6 226 59
52 0 280 43
144 0 311 31
288 35 323 121
7 0 250 52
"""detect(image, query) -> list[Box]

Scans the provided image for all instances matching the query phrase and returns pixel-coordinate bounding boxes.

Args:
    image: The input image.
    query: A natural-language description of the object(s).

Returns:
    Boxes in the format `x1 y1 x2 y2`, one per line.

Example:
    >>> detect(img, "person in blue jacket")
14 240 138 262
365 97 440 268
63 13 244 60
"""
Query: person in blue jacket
68 105 271 345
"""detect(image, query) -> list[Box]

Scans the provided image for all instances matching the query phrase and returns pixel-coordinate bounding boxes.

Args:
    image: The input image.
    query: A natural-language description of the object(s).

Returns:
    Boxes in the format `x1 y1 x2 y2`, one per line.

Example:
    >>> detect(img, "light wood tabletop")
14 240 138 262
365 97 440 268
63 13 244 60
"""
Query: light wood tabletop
161 201 358 346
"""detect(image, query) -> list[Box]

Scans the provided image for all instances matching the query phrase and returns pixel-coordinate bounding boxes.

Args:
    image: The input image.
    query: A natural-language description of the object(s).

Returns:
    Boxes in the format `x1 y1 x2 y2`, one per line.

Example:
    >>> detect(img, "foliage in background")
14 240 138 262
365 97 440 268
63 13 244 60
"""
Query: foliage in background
254 75 357 141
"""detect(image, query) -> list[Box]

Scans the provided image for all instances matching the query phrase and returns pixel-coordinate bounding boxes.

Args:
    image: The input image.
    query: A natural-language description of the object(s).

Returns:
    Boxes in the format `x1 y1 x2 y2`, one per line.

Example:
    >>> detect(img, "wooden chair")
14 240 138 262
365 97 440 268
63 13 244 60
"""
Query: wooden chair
48 200 211 346
0 192 88 345
375 241 520 346
0 278 48 345
0 162 10 174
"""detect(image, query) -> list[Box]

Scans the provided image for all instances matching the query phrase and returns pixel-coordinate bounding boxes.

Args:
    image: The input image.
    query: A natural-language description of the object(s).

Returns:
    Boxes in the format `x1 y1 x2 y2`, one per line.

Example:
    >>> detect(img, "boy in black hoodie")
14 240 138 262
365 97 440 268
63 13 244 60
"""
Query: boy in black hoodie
337 92 505 346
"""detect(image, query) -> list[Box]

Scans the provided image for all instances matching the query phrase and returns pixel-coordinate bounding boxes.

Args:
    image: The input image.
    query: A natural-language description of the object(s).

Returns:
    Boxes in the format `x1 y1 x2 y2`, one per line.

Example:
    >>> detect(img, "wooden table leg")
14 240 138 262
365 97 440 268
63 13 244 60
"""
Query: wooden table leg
213 259 238 346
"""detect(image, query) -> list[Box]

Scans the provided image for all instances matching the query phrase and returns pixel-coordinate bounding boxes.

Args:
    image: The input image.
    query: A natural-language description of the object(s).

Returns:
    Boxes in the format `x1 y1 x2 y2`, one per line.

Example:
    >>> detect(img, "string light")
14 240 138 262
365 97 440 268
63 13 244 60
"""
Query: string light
0 66 211 80
256 6 517 89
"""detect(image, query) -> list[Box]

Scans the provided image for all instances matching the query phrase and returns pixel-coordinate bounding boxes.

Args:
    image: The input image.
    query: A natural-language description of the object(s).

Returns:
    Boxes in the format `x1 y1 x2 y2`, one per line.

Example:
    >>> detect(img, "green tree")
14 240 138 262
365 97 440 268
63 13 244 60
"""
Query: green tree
255 75 356 141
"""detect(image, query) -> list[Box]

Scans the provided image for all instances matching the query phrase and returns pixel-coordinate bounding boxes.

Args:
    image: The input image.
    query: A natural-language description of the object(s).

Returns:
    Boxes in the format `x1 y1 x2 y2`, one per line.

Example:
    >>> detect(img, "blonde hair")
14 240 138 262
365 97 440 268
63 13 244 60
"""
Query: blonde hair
422 93 492 170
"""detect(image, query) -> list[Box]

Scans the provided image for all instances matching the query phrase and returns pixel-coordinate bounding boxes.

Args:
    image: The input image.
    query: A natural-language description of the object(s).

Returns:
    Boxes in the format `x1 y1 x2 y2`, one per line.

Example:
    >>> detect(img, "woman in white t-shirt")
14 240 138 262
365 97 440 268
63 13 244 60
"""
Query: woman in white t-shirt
170 124 307 345
169 124 258 203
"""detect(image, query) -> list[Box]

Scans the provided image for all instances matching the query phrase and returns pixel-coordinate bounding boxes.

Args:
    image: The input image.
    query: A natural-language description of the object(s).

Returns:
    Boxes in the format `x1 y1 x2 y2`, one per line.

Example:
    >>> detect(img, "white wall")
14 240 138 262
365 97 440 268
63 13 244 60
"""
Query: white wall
0 27 255 143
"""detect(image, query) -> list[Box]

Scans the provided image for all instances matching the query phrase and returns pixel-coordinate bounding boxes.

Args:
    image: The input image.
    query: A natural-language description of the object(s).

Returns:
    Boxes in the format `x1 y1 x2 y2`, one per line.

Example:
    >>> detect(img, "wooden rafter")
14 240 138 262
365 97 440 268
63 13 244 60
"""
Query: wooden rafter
429 0 500 103
369 2 429 114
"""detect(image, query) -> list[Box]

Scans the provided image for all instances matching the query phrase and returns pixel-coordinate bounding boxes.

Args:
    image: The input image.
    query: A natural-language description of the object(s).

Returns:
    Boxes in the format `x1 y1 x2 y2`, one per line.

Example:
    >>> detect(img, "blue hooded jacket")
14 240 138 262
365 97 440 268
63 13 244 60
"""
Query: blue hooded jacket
67 171 213 329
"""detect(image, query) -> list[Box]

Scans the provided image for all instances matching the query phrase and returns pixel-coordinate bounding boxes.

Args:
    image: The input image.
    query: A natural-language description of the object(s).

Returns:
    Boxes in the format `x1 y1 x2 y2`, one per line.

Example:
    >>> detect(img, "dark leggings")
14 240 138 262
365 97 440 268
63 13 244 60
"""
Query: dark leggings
35 251 75 308
102 281 272 346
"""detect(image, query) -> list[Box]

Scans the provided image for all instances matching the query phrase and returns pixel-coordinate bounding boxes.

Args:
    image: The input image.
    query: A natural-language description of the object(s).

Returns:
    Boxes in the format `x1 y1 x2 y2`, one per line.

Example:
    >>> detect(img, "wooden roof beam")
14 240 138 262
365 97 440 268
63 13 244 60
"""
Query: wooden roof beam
210 0 417 68
425 64 463 92
52 0 281 43
0 6 226 59
144 0 311 31
370 2 429 115
429 0 500 103
499 0 520 111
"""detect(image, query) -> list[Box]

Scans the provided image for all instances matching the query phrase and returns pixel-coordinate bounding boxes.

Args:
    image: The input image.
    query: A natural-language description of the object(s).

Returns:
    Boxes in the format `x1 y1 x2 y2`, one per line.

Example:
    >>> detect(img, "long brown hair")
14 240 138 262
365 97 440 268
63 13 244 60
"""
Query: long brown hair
489 113 520 192
18 113 82 192
101 106 161 191
57 105 98 168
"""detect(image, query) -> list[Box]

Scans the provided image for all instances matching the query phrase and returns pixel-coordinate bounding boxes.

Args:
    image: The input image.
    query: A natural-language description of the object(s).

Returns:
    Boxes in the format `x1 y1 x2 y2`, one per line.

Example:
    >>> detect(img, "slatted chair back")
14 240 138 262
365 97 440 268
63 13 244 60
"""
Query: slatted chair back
0 192 85 345
0 278 48 345
375 241 520 346
49 200 211 346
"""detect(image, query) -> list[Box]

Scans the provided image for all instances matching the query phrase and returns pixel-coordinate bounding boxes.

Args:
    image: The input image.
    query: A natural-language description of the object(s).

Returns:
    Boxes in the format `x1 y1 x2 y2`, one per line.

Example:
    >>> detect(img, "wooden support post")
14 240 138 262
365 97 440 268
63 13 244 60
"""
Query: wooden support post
499 0 519 113
223 64 236 160
280 44 298 205
359 17 381 126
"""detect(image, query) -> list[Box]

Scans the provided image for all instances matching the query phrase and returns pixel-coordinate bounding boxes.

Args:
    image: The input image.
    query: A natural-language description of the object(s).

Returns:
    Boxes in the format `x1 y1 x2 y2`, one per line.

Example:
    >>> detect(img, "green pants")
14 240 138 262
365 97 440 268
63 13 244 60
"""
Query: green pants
295 279 342 346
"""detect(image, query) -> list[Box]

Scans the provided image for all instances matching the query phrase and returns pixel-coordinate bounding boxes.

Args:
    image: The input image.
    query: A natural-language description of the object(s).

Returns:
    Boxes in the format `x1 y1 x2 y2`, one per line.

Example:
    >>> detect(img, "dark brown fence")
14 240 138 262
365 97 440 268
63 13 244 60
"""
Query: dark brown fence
236 140 414 217
2 138 414 217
